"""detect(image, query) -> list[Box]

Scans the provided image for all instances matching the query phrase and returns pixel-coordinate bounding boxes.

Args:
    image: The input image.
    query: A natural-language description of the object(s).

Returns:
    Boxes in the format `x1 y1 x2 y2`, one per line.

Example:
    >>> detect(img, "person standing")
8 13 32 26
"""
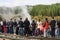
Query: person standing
9 19 14 34
13 19 17 34
0 20 1 33
57 19 60 37
43 18 49 37
31 20 36 36
16 24 19 35
3 19 7 33
37 19 43 36
0 19 3 33
18 18 24 35
6 20 10 33
50 17 56 37
24 18 30 36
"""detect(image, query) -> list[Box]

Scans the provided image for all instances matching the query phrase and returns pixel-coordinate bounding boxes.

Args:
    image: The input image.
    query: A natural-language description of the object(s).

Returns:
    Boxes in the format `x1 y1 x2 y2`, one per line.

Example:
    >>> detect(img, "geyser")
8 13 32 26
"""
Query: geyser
0 6 31 22
20 6 31 22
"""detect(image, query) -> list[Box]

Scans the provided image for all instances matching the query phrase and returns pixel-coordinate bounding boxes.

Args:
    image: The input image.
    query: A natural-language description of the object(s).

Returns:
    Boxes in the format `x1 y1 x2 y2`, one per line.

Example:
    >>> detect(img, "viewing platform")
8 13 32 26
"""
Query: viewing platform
0 33 60 40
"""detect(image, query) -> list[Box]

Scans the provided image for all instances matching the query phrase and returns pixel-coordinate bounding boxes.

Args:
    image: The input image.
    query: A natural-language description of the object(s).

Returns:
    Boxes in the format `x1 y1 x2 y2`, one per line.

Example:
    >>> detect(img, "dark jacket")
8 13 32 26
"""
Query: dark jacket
24 20 30 28
50 19 56 28
13 21 17 27
3 21 6 26
10 21 14 27
6 22 10 27
31 21 36 29
57 21 60 28
18 21 24 28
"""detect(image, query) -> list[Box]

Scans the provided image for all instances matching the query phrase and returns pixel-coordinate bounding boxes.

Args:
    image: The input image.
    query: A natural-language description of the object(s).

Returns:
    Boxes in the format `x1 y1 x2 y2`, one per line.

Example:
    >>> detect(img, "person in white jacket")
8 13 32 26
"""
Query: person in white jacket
37 19 43 35
0 20 3 33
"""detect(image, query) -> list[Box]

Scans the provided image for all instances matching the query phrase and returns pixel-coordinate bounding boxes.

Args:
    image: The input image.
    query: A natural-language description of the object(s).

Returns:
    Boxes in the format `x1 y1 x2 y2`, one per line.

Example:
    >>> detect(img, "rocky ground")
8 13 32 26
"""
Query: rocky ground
0 33 60 40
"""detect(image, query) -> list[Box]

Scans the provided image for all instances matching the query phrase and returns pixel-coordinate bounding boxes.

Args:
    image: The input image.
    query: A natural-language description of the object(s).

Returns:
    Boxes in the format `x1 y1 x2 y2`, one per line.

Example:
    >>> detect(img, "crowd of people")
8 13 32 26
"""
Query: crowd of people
0 17 60 38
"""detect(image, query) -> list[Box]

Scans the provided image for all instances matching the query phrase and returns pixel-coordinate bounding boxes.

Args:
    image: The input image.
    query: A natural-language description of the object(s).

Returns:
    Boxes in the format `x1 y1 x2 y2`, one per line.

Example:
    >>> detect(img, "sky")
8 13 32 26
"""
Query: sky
0 0 60 7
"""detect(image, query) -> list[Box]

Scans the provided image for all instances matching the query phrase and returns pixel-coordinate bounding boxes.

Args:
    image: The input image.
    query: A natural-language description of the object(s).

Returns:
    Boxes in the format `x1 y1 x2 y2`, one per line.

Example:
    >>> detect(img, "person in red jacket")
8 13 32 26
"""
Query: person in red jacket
43 18 49 37
3 19 7 33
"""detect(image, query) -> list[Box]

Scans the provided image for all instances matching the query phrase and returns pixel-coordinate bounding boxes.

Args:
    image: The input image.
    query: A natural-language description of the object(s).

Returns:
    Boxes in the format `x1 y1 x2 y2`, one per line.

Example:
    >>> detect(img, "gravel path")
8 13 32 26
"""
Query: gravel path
0 33 60 40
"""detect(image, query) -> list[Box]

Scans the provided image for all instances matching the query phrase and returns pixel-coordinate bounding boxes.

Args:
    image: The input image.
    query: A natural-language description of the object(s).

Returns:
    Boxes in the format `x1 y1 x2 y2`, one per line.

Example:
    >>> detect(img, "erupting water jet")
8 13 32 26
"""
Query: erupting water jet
0 6 31 22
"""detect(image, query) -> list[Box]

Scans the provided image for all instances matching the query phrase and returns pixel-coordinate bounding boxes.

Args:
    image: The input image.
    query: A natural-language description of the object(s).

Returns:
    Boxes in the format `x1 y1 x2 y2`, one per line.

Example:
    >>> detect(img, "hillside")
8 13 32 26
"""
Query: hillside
29 3 60 16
